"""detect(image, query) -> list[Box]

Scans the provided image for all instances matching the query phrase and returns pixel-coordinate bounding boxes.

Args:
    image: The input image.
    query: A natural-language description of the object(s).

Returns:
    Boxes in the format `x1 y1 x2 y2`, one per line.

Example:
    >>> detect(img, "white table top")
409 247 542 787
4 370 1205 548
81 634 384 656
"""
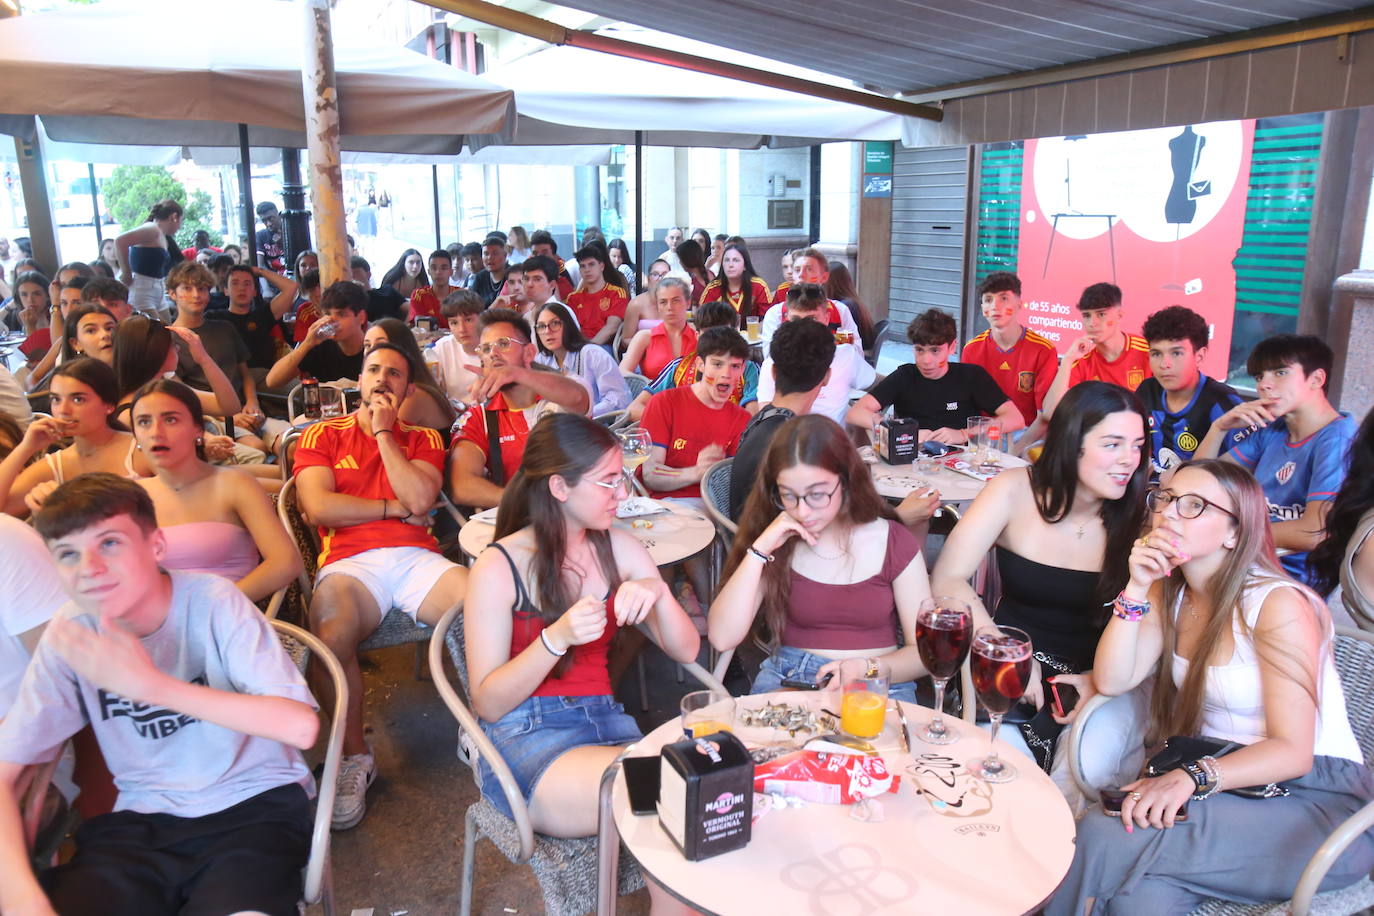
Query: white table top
868 448 1030 504
458 500 716 567
613 691 1075 916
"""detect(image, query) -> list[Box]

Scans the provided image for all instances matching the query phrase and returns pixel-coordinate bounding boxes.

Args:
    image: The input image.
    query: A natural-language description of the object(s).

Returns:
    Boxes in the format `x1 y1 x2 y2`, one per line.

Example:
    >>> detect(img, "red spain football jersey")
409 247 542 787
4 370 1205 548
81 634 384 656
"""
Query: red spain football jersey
1068 333 1151 391
565 284 629 338
293 415 446 566
962 327 1059 425
700 277 771 320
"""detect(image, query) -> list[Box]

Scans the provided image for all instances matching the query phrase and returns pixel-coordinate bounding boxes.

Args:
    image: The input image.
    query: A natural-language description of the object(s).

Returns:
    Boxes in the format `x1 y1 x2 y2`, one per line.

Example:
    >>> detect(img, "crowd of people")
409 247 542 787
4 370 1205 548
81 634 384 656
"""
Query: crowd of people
1 203 1374 916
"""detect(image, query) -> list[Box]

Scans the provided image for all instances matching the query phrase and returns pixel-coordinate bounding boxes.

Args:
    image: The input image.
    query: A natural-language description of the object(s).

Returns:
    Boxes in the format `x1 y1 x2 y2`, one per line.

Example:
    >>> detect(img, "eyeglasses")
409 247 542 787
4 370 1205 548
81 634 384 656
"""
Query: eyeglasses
772 480 842 510
534 320 563 334
1145 488 1238 521
475 337 527 357
587 476 627 493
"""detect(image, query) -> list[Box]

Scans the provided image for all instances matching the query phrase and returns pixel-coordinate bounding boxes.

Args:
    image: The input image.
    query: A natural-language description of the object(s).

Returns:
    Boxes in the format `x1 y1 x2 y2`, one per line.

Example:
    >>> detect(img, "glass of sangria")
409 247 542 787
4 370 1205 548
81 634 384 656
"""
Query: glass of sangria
968 625 1032 783
915 597 973 745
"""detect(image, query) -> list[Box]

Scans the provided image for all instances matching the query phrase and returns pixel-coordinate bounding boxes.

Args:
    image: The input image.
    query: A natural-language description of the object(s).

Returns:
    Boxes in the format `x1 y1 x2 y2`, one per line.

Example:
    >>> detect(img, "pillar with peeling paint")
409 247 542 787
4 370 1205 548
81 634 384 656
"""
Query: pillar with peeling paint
301 0 347 287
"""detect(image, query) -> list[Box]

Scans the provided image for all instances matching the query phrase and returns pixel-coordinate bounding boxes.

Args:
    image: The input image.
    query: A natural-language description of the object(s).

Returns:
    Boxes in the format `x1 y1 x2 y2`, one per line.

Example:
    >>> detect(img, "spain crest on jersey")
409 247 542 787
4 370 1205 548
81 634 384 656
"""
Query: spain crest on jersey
1017 371 1035 393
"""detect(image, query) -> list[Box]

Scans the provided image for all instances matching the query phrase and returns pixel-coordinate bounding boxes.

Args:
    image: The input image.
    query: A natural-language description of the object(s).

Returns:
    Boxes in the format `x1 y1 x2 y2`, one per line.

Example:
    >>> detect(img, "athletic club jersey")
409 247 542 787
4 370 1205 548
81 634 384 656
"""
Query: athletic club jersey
1136 375 1246 476
293 415 446 566
566 284 629 339
701 277 772 320
961 327 1058 426
1228 412 1358 583
1067 333 1151 391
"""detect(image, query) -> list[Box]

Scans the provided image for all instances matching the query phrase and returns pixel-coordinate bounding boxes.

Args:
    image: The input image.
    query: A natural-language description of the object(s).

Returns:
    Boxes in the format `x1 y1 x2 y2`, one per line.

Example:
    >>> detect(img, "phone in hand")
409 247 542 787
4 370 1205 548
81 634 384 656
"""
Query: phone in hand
1050 681 1080 718
1100 787 1189 821
780 672 833 691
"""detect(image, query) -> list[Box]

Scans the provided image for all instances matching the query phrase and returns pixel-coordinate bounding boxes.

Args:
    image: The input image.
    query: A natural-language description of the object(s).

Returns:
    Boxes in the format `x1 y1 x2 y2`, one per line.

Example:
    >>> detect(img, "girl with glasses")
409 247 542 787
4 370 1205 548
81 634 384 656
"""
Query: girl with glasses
709 415 932 699
1050 459 1374 914
464 414 698 914
531 303 630 417
931 381 1149 773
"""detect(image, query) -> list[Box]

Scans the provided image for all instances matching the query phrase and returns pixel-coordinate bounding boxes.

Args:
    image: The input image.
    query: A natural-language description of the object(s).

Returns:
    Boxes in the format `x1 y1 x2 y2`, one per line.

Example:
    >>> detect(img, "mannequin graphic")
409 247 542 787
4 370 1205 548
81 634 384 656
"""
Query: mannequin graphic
1166 126 1208 227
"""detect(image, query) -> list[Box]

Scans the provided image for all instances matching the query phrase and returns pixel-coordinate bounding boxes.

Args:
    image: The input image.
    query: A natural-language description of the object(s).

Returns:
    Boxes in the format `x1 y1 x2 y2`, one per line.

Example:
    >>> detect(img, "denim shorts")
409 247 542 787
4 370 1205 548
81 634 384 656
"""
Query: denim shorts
476 694 642 819
750 645 919 704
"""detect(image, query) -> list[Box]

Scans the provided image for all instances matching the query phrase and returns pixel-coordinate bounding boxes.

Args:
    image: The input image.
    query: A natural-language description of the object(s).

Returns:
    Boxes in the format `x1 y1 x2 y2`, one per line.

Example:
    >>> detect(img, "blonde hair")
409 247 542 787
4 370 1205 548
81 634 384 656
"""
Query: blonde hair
1146 460 1325 743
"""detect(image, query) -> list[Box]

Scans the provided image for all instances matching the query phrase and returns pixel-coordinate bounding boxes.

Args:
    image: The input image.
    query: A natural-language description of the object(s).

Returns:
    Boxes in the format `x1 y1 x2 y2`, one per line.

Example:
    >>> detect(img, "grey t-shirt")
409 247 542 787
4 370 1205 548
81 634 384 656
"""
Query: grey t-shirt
0 571 316 817
176 318 250 398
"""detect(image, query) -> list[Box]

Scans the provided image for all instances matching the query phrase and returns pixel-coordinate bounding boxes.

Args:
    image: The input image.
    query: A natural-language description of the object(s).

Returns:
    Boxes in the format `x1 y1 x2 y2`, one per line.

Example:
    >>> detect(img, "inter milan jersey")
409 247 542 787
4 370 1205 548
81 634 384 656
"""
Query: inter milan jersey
1136 375 1246 476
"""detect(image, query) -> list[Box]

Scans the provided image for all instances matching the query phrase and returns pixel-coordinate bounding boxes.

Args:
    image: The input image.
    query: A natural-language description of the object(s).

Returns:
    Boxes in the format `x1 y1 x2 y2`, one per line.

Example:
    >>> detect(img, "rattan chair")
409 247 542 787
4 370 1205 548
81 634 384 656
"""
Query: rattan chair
621 372 650 401
430 603 727 916
277 477 433 678
1066 627 1374 916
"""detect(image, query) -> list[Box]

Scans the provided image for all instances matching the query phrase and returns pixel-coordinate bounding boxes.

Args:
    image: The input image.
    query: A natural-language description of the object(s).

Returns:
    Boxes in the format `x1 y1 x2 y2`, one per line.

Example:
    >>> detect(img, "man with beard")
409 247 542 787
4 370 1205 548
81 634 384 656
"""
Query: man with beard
447 309 591 508
294 343 468 829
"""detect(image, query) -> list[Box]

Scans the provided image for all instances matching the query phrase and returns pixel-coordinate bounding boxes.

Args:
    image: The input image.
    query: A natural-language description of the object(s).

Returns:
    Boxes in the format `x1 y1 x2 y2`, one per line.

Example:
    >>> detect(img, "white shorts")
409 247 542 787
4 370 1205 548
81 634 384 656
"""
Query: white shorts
316 546 457 627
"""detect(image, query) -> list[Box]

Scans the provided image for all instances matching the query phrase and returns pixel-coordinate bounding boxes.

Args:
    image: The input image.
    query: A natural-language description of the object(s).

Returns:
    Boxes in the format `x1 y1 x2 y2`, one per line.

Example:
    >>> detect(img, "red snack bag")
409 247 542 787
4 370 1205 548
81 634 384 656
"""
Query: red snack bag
752 750 899 805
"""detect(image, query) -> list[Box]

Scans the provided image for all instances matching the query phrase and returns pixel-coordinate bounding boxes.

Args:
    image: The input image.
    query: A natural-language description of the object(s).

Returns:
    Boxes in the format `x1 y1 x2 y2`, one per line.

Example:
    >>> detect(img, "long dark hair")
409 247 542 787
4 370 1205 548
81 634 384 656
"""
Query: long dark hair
676 240 711 287
379 248 428 290
370 318 440 389
52 357 123 430
533 302 589 356
1310 407 1374 595
608 238 637 293
1029 381 1149 605
62 303 117 361
726 416 898 652
493 413 622 676
114 316 173 398
130 377 209 462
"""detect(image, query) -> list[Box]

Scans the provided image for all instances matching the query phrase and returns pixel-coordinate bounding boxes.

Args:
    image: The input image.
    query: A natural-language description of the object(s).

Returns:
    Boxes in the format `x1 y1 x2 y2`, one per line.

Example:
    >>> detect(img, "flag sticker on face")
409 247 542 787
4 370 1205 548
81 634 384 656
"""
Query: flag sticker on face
1275 461 1296 485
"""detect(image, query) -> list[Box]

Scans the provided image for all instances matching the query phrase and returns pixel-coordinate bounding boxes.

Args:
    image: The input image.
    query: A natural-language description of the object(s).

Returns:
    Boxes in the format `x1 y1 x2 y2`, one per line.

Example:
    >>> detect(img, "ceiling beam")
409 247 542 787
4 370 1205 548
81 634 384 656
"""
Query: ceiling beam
900 6 1374 104
418 0 943 122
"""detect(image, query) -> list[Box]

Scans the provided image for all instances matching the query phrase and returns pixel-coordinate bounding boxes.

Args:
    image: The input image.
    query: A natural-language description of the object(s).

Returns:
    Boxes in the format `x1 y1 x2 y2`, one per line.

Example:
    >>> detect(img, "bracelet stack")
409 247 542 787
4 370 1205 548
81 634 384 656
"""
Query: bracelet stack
746 546 773 565
1112 591 1151 621
1192 755 1223 799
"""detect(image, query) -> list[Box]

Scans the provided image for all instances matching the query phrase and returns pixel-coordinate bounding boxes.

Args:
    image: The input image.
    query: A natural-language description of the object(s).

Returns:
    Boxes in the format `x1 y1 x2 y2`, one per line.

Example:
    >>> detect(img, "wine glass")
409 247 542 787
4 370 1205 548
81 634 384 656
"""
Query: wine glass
914 597 972 745
617 428 652 492
968 625 1033 783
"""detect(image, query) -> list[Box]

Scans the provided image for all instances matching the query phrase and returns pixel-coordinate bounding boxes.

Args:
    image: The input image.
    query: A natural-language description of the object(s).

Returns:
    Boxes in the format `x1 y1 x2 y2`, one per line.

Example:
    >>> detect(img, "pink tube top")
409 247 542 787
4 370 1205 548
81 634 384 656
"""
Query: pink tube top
159 522 260 582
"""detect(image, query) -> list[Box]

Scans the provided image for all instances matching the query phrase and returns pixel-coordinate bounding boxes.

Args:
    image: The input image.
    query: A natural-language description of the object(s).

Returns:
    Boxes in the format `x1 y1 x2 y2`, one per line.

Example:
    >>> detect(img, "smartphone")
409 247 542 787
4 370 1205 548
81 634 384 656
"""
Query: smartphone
1050 681 1080 718
921 442 955 457
623 755 660 815
1100 787 1188 821
779 672 833 691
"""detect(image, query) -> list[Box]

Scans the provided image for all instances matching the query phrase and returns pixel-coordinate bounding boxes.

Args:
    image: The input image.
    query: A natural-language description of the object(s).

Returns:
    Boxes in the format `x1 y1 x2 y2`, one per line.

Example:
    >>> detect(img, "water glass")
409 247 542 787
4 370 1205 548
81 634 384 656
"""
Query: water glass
965 416 989 458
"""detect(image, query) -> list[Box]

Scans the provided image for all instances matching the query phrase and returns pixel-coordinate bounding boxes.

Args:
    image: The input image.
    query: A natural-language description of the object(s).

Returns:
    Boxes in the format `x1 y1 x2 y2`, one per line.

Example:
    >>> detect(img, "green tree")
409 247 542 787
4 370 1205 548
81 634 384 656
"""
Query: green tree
103 165 222 249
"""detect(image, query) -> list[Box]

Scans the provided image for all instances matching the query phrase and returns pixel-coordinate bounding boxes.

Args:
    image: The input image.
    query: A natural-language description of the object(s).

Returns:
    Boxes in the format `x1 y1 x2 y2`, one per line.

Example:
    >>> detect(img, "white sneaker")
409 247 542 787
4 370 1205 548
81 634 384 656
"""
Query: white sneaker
332 750 377 830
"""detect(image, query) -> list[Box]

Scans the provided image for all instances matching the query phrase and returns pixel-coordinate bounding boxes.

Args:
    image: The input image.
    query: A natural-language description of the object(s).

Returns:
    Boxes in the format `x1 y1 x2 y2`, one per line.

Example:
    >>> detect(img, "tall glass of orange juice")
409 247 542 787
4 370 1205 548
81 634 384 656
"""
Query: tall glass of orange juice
680 689 736 739
839 657 890 739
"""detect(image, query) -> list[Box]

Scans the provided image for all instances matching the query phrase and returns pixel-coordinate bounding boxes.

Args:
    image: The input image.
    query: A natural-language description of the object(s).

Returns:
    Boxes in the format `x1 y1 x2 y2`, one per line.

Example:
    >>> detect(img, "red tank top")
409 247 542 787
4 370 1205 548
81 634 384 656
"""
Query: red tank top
494 543 617 697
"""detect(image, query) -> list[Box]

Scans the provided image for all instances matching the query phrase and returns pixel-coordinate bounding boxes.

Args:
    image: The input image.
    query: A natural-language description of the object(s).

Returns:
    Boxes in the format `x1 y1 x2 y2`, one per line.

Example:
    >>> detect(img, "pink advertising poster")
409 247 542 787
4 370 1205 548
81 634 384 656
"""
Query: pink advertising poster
1016 120 1255 379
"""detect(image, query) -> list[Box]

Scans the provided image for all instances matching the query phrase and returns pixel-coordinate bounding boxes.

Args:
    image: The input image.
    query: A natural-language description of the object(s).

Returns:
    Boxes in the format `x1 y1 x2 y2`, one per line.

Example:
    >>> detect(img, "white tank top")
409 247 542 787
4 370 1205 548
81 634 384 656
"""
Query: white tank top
1170 574 1362 763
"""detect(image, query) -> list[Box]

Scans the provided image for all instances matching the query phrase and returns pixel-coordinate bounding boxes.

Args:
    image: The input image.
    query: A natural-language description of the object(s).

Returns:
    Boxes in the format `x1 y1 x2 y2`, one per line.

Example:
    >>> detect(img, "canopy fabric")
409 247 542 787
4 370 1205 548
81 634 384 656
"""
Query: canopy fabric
0 0 513 153
473 38 903 149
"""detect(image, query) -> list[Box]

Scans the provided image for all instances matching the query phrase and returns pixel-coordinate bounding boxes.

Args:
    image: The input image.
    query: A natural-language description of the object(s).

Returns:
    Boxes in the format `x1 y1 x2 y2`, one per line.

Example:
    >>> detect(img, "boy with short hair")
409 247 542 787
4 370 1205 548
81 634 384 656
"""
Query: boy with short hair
0 474 319 916
1136 305 1244 475
266 281 369 387
1199 334 1357 583
431 288 484 406
756 283 875 427
566 244 628 345
81 277 133 323
407 248 454 322
847 308 1022 443
1044 282 1151 414
961 271 1057 428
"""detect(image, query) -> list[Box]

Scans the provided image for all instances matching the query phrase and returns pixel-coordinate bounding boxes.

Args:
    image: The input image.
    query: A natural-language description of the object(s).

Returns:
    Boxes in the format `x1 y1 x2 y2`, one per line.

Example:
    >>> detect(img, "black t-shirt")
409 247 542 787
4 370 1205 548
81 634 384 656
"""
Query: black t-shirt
255 227 285 272
366 287 405 323
870 362 1008 432
209 304 280 370
175 319 250 397
471 269 506 307
729 406 795 518
299 340 364 384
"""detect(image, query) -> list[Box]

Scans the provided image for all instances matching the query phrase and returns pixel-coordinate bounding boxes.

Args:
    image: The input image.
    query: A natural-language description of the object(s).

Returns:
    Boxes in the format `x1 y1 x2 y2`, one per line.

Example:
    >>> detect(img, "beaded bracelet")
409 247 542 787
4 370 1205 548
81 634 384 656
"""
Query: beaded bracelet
1112 591 1151 621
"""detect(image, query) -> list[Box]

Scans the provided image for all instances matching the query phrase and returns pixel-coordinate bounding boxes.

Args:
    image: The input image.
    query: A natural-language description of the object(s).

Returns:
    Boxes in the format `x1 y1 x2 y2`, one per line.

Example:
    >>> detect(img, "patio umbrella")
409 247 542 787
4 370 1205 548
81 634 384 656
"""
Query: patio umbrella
0 0 513 154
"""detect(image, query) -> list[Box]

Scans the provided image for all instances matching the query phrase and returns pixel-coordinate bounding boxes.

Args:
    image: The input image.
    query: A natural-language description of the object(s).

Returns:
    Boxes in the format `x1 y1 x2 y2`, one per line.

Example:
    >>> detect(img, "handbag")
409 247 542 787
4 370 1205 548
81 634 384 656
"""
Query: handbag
1146 735 1290 799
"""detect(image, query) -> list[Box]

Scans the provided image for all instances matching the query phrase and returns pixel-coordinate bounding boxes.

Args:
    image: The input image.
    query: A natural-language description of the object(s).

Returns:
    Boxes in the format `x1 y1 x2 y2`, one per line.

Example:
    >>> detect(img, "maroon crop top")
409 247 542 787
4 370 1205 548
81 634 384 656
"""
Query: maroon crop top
781 520 920 651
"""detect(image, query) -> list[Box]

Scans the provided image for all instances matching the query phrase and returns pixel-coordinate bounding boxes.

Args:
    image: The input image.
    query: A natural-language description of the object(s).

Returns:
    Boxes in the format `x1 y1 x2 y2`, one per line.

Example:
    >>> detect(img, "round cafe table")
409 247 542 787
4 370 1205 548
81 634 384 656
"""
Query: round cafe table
612 691 1076 916
458 500 716 566
869 448 1030 506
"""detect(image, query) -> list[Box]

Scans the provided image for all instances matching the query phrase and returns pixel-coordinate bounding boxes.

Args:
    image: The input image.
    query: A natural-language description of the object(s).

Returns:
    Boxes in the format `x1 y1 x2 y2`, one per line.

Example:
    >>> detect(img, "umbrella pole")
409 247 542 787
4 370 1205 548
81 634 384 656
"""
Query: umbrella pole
301 0 348 287
633 130 643 286
238 124 258 268
432 164 441 250
87 163 103 245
